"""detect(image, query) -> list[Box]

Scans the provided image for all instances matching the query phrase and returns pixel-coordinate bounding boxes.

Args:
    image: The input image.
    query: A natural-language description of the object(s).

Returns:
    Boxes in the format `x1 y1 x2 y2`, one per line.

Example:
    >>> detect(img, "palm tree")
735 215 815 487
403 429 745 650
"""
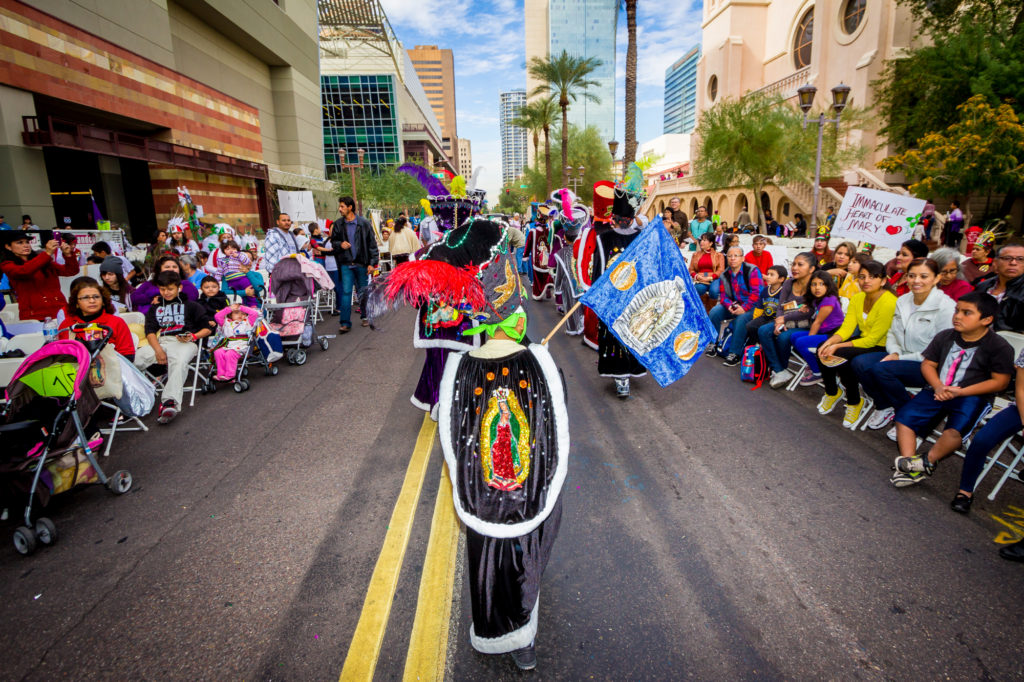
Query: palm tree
529 50 602 187
623 0 638 165
509 97 559 197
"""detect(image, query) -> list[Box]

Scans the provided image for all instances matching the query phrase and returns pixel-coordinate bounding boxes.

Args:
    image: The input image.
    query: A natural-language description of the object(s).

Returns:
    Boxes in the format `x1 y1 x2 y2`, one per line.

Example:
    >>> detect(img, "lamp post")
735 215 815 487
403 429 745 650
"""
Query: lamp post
796 83 850 226
339 147 366 213
607 140 620 180
565 165 586 193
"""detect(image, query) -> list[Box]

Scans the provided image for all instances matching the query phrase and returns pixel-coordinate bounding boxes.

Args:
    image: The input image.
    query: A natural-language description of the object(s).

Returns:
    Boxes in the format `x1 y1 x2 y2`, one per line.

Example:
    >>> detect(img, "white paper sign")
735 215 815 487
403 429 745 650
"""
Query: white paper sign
832 186 927 250
277 190 317 223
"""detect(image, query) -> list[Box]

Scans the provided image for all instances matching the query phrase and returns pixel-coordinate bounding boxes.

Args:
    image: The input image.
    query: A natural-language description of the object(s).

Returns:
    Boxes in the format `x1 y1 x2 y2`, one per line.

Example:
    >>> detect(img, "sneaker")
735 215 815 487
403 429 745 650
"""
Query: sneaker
339 325 351 334
890 470 925 487
615 378 630 399
510 643 537 671
721 353 741 367
769 369 793 389
361 319 369 327
156 400 178 424
895 455 935 476
704 343 717 357
950 492 973 514
842 399 865 428
886 426 898 442
866 407 895 430
797 368 821 387
817 389 844 415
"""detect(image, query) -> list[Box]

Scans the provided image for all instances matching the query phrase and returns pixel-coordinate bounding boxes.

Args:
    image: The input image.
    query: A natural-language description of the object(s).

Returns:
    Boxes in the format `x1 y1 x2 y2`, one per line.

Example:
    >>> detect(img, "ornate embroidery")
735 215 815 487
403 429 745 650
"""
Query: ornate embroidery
479 387 531 491
493 259 518 308
610 261 638 291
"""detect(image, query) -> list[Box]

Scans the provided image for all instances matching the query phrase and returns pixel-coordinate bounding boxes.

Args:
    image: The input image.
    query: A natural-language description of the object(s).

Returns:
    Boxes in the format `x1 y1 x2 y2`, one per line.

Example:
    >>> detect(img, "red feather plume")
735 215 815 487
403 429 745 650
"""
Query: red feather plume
382 260 486 309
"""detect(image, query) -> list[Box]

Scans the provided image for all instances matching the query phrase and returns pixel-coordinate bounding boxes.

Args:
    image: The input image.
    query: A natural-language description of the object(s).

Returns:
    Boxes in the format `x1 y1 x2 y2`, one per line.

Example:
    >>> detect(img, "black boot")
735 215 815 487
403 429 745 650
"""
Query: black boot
999 538 1024 562
510 643 536 670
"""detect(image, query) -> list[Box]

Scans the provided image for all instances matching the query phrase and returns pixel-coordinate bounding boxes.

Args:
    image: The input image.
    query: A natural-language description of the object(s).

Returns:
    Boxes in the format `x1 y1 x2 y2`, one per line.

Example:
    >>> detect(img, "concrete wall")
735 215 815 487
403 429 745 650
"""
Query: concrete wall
0 84 53 227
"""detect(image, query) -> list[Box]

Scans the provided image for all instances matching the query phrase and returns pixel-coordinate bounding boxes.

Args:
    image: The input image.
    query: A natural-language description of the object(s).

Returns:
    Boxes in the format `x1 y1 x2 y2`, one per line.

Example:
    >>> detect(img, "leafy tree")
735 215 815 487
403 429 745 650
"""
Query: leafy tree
519 124 613 202
511 96 559 197
529 50 602 188
694 93 864 225
496 179 530 215
331 164 427 214
878 94 1024 222
623 0 638 165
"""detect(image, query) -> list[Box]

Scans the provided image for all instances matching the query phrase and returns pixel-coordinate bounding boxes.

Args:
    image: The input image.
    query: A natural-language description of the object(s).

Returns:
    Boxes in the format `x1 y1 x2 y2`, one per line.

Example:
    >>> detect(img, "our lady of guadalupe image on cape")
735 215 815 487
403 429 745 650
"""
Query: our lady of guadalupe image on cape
479 386 531 491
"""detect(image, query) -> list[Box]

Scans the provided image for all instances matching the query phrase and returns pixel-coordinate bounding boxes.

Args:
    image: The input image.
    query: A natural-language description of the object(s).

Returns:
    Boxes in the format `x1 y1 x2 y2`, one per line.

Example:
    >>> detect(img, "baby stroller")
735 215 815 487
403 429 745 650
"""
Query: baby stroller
1 331 132 556
267 257 329 366
222 306 283 393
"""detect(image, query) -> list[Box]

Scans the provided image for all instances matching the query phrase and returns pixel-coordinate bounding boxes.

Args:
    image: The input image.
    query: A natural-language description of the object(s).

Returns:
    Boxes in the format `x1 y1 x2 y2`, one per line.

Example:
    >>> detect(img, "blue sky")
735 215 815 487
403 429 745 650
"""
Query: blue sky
379 0 703 202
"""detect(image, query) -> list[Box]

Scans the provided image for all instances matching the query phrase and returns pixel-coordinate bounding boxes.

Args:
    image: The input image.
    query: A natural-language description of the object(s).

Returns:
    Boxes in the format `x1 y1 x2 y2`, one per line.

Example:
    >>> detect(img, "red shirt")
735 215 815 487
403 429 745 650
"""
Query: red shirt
59 311 136 358
1 252 79 320
744 249 774 274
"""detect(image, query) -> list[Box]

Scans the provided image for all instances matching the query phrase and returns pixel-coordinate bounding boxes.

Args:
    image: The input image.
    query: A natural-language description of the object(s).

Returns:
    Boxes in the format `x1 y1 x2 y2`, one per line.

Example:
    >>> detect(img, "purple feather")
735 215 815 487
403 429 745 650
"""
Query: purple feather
398 163 448 196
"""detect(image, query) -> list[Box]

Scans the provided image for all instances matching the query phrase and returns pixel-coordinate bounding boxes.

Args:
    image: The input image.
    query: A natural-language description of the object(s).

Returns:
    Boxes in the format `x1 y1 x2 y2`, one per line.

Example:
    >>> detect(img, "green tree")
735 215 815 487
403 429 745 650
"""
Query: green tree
520 124 613 202
694 93 863 226
623 0 638 165
878 94 1024 223
511 96 559 196
496 179 530 215
331 164 426 214
529 50 603 188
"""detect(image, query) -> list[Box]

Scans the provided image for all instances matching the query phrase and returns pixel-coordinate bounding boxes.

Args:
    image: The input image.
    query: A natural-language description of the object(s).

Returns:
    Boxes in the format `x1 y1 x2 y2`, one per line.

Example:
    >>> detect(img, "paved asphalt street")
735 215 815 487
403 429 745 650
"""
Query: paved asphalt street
2 299 1024 680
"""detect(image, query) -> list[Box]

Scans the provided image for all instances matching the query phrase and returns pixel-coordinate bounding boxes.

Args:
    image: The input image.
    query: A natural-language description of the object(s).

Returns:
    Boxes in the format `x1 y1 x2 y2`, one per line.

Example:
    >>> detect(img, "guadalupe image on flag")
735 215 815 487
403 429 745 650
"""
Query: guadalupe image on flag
580 222 716 386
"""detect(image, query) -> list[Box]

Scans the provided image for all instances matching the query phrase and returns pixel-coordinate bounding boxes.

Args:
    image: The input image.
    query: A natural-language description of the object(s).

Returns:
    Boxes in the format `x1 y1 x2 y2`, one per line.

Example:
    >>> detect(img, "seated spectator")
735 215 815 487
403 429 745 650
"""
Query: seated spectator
962 233 996 285
764 209 779 237
99 258 135 311
757 252 815 385
790 271 845 387
974 243 1024 331
811 228 834 267
134 271 212 424
886 239 929 296
712 222 726 249
890 292 1013 487
723 234 740 251
198 275 228 321
211 303 259 381
838 253 868 305
931 247 973 301
59 277 135 361
131 255 199 315
689 233 724 301
90 241 135 279
744 234 773 274
793 213 808 238
822 241 857 282
741 265 787 350
179 254 205 290
815 261 898 427
855 258 956 433
707 246 763 360
0 231 80 321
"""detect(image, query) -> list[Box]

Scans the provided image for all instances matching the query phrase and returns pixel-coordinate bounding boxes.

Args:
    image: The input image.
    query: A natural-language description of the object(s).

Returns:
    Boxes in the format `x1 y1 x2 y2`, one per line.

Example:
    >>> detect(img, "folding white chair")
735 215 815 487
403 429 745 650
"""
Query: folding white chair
785 348 811 391
98 400 149 457
976 429 1024 501
7 333 45 356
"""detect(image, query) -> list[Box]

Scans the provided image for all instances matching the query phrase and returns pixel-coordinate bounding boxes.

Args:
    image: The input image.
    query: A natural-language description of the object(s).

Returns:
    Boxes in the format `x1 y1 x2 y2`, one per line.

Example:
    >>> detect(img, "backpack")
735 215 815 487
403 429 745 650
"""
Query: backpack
740 344 769 389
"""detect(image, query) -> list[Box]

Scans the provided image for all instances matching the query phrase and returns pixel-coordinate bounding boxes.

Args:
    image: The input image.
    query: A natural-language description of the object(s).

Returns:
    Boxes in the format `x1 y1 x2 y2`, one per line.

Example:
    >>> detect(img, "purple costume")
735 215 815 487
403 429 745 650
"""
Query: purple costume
410 303 479 413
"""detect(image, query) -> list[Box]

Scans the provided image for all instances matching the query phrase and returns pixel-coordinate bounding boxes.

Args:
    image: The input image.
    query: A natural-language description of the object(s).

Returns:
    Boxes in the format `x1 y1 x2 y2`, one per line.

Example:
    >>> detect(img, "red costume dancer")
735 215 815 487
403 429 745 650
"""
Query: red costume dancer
525 205 556 300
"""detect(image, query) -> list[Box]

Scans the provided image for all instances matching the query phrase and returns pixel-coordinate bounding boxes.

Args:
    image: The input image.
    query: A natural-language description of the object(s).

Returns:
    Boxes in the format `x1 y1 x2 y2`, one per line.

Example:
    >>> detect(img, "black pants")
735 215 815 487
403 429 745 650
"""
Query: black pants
819 345 886 404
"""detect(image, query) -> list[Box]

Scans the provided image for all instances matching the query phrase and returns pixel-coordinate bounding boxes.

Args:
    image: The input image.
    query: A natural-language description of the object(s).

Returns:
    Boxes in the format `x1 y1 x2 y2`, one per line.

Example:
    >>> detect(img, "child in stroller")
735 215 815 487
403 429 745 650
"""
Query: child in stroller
211 303 258 382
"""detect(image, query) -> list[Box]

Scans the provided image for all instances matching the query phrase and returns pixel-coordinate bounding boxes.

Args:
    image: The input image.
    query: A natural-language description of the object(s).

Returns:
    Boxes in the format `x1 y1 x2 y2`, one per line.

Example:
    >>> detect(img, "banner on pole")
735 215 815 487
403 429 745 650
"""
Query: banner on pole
277 190 317 223
831 186 926 250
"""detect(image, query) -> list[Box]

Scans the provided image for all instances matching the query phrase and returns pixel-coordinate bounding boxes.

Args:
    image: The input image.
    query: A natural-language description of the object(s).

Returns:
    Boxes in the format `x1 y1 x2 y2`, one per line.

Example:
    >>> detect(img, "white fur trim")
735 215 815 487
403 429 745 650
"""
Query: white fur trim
530 281 555 301
410 395 431 412
582 335 598 350
411 316 479 351
439 344 569 539
469 596 539 654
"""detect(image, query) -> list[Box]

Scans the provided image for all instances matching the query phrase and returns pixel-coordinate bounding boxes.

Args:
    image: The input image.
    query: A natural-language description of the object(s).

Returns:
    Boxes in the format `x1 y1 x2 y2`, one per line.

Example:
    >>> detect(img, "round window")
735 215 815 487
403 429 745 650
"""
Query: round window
793 9 814 69
708 75 718 103
842 0 865 34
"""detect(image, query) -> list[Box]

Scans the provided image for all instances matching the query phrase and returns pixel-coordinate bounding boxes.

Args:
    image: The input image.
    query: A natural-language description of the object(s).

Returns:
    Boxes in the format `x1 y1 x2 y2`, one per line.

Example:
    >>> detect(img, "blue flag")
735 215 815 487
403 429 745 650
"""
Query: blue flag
580 223 716 387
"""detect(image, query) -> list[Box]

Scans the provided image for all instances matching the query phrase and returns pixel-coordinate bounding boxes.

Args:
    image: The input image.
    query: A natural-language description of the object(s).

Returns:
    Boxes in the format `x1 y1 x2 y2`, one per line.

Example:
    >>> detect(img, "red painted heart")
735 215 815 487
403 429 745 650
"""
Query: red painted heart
885 224 901 235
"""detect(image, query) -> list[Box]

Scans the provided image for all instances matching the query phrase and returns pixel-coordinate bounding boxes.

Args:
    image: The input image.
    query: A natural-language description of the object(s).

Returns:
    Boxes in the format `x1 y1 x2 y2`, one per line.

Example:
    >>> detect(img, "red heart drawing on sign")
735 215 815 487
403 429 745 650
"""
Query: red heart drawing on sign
885 225 901 235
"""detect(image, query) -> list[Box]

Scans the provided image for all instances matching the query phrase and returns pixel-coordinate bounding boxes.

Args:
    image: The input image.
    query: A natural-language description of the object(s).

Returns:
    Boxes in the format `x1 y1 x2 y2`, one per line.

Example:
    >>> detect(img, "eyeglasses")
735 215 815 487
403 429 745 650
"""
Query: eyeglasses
998 256 1024 263
77 295 102 301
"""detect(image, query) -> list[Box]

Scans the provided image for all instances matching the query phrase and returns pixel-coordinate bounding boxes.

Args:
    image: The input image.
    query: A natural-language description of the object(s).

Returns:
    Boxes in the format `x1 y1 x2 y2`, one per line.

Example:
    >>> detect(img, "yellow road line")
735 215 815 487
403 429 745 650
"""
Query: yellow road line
340 414 437 681
403 464 460 681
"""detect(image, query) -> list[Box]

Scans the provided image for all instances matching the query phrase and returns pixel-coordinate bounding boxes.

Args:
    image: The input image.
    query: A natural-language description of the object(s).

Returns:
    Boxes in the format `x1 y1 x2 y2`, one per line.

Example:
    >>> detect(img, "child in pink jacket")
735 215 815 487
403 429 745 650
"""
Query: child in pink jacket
212 303 258 380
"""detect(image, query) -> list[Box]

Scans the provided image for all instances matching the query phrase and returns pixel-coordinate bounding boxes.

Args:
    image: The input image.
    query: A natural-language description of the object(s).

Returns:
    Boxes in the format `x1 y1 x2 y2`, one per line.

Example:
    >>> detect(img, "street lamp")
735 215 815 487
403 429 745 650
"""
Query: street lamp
565 165 586 193
798 83 850 226
607 140 619 180
339 147 366 214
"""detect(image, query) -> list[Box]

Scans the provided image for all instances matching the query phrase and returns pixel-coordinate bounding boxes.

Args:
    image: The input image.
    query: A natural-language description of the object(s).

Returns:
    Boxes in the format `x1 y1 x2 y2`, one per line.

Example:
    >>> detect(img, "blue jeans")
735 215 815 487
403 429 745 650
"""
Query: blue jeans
516 246 528 274
757 323 799 373
694 279 720 300
339 265 369 328
856 357 926 410
326 268 341 313
792 332 830 374
707 307 754 357
960 405 1022 492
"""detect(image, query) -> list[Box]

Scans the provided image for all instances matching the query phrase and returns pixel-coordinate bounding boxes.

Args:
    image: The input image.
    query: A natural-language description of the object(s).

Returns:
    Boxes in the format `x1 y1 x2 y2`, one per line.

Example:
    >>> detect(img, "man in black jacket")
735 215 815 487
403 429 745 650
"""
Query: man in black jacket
975 243 1024 332
331 196 380 332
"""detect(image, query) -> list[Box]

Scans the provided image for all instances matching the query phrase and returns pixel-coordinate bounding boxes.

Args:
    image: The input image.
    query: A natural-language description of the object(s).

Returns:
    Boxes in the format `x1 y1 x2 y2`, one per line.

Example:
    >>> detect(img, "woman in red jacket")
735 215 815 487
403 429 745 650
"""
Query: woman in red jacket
1 232 79 320
58 277 135 361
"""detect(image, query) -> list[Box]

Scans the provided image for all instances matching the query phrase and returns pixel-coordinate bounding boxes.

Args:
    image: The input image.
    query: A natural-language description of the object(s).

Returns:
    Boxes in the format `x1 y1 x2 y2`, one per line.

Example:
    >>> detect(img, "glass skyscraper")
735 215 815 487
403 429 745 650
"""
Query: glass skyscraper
664 44 700 135
548 0 618 143
500 89 528 184
321 74 400 177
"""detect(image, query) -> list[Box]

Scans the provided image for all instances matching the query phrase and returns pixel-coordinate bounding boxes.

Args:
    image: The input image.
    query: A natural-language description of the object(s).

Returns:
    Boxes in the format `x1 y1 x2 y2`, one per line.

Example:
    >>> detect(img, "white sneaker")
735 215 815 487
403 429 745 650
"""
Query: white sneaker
769 369 793 389
886 426 897 442
867 407 895 430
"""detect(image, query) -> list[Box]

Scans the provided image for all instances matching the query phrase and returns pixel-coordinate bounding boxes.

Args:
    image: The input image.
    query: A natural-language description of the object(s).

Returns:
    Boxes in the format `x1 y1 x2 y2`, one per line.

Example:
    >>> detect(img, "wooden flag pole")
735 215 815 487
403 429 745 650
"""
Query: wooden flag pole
541 301 583 345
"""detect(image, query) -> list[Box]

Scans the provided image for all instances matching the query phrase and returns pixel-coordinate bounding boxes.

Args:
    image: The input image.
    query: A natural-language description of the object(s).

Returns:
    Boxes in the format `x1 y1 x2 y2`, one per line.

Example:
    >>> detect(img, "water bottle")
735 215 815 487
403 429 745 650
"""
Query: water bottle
43 317 58 344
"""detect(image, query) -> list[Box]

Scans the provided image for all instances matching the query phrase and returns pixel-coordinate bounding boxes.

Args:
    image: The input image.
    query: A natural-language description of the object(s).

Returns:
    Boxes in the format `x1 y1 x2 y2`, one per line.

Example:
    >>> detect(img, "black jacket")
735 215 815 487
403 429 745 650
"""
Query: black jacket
331 215 379 267
976 273 1024 332
144 295 211 336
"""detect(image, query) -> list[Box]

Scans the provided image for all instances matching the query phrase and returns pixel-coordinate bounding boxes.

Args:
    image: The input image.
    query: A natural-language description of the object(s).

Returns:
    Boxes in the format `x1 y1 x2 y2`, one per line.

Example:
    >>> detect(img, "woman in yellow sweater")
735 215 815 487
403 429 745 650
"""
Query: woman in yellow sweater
816 260 898 427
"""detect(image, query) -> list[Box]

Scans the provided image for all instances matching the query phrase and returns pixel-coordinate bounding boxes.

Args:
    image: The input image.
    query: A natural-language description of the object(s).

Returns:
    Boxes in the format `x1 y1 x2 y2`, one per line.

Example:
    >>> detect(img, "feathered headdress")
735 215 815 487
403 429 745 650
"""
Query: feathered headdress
816 224 831 239
419 198 433 217
397 162 447 197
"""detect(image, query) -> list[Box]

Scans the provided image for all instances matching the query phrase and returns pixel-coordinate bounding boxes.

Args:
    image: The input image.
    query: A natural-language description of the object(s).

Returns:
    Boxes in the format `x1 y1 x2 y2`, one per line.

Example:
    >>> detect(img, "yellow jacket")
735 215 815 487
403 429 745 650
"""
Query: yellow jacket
835 291 897 348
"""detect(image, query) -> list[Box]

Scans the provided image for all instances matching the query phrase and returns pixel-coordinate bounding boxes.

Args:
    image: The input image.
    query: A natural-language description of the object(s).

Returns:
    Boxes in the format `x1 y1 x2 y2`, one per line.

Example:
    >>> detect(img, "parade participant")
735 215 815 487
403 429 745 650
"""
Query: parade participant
551 189 588 336
575 181 614 350
524 203 558 300
962 231 996 285
594 181 648 398
811 225 834 267
438 237 567 671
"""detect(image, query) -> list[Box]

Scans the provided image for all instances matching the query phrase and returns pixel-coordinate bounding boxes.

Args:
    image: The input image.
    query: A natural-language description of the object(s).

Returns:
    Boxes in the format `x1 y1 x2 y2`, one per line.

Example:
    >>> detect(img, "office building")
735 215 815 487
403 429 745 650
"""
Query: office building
525 0 618 142
0 0 325 236
457 138 473 178
500 90 528 185
407 45 459 164
664 45 700 134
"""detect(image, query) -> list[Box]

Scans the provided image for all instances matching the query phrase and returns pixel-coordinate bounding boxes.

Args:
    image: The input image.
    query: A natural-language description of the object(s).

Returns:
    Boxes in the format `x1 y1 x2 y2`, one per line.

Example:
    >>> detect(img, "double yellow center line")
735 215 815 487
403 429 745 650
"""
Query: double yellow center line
339 414 461 681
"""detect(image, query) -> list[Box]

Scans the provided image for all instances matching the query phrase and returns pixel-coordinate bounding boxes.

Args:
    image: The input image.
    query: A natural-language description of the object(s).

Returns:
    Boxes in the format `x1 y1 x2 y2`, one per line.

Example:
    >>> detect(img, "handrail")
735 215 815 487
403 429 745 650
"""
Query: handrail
747 67 811 100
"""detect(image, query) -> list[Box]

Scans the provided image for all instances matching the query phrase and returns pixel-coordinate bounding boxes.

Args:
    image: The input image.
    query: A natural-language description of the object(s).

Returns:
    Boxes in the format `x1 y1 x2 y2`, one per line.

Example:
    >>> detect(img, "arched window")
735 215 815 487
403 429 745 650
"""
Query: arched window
842 0 865 34
793 9 814 69
708 75 718 103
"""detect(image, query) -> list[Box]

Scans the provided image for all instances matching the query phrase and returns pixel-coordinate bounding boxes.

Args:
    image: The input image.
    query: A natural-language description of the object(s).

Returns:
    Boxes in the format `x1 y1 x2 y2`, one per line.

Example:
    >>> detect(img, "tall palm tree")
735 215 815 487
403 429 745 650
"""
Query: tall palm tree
509 97 559 196
529 50 602 187
623 0 638 165
509 105 541 171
